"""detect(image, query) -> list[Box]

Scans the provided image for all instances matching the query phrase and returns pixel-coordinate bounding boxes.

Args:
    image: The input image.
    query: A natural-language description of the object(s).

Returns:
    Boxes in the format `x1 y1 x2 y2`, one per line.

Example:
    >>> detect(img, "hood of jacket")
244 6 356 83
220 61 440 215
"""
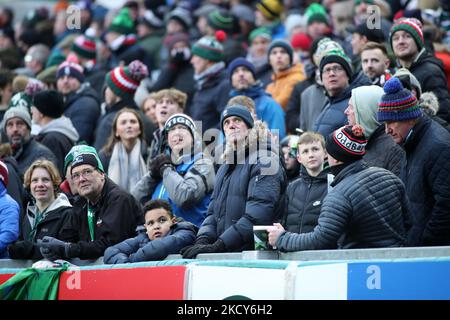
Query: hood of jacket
230 81 267 100
39 116 80 142
27 192 72 217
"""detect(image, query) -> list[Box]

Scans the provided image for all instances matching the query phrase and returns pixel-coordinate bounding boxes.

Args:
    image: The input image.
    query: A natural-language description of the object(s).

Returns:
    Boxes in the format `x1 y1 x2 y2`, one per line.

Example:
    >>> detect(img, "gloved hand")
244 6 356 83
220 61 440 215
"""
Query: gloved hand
181 239 225 259
149 154 174 180
38 236 71 261
7 241 33 259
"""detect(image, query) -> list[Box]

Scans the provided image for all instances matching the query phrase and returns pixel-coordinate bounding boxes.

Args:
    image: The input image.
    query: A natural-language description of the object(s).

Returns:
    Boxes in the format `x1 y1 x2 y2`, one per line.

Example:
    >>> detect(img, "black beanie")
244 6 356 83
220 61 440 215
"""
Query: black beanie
268 39 294 65
32 90 65 118
320 54 353 81
221 105 254 133
325 125 367 163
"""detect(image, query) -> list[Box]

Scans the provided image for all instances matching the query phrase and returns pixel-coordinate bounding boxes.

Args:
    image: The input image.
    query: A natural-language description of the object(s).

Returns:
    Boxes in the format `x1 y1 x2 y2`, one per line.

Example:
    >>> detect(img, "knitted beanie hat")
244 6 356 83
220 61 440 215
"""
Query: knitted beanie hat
164 113 197 139
70 151 105 174
227 57 256 82
106 60 149 99
64 144 103 174
3 106 32 131
207 9 236 33
8 79 45 110
326 124 367 163
71 34 97 60
166 6 192 30
249 26 272 43
389 18 424 51
57 60 85 83
312 37 344 67
305 3 329 26
268 39 294 65
256 0 284 21
319 51 353 80
0 160 8 187
32 90 65 118
108 7 136 35
377 77 422 122
221 105 254 133
191 32 225 62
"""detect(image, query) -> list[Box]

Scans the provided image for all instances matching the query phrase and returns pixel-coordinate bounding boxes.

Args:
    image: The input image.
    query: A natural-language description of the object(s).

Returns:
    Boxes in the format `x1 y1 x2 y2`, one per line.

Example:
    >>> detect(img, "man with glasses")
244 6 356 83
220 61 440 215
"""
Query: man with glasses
313 50 371 136
39 150 142 260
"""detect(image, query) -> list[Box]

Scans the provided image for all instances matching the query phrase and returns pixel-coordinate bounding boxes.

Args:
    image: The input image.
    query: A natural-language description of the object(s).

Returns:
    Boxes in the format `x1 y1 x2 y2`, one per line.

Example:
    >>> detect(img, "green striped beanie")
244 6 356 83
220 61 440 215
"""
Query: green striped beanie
389 18 424 51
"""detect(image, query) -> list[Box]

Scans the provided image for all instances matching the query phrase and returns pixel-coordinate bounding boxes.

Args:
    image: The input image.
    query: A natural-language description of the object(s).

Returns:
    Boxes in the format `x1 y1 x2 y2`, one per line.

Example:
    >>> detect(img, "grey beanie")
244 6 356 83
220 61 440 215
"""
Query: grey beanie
3 106 32 131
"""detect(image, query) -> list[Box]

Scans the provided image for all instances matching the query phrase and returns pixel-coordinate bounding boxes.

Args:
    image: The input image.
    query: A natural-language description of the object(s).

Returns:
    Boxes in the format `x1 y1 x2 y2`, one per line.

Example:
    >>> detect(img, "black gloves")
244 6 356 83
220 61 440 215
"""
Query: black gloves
149 154 174 180
180 239 225 259
38 236 71 261
7 241 34 259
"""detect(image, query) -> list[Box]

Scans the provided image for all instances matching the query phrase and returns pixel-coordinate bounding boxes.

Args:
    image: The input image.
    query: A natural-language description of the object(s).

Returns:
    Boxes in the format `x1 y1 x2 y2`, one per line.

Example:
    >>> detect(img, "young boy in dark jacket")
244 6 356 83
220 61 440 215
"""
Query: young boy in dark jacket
282 132 330 235
103 199 197 264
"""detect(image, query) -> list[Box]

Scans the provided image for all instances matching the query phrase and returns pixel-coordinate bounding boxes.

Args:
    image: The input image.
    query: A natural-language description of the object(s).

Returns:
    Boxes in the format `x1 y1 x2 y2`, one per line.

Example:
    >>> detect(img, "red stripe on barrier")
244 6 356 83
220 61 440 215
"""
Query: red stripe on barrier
58 266 186 300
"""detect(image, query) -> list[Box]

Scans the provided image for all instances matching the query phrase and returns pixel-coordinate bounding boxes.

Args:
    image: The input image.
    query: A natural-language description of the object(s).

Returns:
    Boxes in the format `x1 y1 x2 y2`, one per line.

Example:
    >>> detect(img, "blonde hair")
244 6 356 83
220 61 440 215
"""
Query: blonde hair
226 95 256 115
24 159 61 190
140 92 158 113
297 131 325 149
153 88 187 110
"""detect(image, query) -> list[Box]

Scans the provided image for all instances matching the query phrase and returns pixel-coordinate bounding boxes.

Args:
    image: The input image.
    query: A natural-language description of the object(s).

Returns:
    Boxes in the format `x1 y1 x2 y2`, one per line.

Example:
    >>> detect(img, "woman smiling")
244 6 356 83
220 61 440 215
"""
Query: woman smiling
8 160 72 260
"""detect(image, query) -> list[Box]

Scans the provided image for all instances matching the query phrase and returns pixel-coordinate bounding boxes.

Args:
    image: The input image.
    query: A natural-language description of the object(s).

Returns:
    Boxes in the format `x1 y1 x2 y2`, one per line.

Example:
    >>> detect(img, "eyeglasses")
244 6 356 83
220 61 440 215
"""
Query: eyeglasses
322 65 344 75
71 168 96 181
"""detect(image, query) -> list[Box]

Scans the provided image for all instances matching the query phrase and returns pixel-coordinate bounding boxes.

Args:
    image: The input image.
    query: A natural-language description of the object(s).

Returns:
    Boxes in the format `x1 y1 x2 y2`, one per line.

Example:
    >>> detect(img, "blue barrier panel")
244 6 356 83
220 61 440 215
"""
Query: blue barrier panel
348 260 450 300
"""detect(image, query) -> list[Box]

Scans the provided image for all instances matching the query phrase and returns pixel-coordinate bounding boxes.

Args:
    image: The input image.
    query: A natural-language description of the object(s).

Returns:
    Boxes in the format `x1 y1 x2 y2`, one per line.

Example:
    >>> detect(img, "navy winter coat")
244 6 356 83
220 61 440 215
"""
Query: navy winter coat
277 161 409 251
401 116 450 246
283 167 329 235
103 222 197 264
197 142 287 251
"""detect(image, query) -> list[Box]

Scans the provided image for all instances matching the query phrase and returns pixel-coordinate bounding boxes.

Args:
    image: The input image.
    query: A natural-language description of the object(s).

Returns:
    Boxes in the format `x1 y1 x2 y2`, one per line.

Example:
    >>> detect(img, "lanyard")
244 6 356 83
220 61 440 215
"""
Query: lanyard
28 209 44 242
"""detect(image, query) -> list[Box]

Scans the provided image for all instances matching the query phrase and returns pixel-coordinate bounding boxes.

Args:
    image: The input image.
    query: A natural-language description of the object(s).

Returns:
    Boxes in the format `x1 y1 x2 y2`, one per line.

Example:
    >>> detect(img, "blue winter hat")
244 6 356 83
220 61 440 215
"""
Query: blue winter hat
227 57 256 82
221 105 254 133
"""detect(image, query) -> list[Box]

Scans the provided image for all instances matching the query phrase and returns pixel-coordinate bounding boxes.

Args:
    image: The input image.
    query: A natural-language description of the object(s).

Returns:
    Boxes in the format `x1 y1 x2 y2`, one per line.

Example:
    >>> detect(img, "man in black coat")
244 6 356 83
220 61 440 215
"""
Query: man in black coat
378 77 450 246
3 107 57 176
269 124 409 251
390 18 450 122
39 149 142 260
181 105 287 257
32 90 79 176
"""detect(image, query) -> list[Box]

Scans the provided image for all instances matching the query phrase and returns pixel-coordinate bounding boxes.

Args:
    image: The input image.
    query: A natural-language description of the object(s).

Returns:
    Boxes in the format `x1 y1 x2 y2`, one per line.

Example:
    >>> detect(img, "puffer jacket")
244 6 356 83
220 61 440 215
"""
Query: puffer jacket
401 116 450 246
0 184 19 258
103 221 197 264
277 160 409 251
197 124 287 251
266 63 305 110
282 167 330 235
